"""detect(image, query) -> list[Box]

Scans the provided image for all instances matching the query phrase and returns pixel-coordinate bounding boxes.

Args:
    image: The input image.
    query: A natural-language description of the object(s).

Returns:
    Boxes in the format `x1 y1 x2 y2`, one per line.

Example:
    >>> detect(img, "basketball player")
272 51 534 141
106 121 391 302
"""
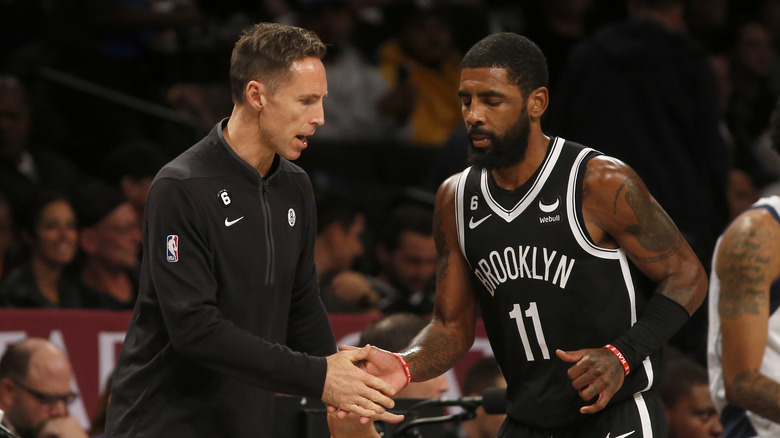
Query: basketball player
707 194 780 437
349 32 708 437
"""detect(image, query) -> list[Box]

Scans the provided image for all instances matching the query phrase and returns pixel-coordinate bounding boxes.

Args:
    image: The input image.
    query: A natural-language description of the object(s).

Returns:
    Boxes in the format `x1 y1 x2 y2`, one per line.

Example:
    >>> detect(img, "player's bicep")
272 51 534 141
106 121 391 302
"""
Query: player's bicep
603 168 683 269
585 157 705 310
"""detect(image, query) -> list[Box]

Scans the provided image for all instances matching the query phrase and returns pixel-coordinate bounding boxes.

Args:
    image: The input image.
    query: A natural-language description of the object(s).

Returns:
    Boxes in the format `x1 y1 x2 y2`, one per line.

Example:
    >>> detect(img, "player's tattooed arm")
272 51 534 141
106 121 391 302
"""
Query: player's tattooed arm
730 370 780 423
719 224 772 319
434 210 450 283
618 176 683 263
583 156 706 313
401 174 477 382
718 208 780 422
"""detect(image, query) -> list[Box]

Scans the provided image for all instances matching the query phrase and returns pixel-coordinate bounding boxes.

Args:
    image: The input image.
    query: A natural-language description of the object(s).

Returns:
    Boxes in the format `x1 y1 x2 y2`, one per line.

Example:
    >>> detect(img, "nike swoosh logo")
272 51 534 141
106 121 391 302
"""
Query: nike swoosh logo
606 431 636 438
224 216 245 227
468 214 492 229
538 198 559 213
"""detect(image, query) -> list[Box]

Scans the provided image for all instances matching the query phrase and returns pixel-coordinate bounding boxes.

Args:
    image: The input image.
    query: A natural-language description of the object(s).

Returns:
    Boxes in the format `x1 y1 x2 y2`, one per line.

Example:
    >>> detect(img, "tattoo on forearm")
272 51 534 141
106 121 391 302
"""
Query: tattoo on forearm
620 177 681 262
433 211 450 281
408 329 463 381
720 227 770 318
732 370 780 423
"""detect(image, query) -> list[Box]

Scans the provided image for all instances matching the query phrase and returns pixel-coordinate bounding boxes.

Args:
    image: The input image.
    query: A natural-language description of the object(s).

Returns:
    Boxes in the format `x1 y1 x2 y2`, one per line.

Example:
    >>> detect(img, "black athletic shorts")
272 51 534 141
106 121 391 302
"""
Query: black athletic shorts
498 390 666 438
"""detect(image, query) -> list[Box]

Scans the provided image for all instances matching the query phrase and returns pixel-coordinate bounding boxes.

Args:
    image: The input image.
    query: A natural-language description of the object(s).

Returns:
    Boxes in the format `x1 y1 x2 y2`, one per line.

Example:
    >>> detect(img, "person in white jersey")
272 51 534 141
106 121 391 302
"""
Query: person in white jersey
707 193 780 437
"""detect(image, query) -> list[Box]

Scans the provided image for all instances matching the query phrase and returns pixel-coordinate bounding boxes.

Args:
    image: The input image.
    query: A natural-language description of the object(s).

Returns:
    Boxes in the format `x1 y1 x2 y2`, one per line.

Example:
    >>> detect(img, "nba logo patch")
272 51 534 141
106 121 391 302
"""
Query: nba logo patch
167 235 178 262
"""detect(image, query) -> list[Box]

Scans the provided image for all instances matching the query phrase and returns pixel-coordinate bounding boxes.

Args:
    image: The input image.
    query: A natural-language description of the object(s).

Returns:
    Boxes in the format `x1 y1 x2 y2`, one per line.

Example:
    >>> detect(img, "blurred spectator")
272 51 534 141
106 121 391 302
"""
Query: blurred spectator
523 0 597 90
660 354 723 438
708 52 761 217
85 0 204 94
293 0 400 144
0 193 13 281
314 191 371 313
0 192 82 308
101 140 169 230
747 96 780 196
687 0 730 48
726 168 760 218
0 76 83 220
328 203 436 315
460 356 507 438
760 96 780 196
727 19 780 188
0 338 87 438
71 181 141 311
375 0 462 147
548 0 730 364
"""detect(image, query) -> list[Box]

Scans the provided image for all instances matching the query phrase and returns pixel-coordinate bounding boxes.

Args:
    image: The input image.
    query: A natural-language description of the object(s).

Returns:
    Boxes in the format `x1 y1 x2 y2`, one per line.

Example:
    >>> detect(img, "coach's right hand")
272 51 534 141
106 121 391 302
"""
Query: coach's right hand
323 346 397 419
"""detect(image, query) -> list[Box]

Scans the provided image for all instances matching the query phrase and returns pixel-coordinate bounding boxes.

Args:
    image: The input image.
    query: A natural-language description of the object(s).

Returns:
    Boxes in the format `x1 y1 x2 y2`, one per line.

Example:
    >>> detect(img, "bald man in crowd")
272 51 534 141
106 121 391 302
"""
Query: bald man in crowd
0 338 86 438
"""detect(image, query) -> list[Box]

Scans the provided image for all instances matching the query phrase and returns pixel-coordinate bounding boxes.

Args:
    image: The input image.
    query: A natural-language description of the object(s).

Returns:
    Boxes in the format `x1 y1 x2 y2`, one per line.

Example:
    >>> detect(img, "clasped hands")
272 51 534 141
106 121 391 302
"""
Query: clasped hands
323 344 408 425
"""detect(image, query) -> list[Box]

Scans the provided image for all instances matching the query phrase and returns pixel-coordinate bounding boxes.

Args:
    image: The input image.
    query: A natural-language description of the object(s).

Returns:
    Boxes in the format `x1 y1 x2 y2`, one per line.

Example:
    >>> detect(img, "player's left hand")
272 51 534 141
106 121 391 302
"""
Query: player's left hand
556 348 625 414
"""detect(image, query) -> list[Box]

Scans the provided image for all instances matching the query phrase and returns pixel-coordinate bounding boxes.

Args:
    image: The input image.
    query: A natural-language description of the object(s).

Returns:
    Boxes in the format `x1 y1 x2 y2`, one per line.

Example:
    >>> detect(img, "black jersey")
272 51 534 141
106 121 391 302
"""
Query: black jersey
454 137 662 429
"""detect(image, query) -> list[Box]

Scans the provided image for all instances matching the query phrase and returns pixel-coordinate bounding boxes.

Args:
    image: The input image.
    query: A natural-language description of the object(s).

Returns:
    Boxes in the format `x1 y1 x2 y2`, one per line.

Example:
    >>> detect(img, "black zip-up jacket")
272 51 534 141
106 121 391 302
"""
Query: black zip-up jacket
106 120 336 438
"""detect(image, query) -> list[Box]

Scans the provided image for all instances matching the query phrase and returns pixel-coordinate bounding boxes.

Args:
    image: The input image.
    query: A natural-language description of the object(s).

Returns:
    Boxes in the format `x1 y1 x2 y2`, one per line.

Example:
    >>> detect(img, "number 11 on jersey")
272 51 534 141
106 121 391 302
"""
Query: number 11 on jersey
510 302 550 361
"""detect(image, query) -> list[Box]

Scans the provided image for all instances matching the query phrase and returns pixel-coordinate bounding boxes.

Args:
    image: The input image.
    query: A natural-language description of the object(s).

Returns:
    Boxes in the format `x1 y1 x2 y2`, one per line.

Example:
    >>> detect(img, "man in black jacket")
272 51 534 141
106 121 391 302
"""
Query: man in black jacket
546 0 730 364
105 22 397 438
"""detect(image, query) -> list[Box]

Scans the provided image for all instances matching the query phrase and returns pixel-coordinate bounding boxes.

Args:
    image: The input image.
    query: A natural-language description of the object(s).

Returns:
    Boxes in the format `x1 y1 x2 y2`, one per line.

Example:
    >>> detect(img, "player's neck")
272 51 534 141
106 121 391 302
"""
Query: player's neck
491 133 551 191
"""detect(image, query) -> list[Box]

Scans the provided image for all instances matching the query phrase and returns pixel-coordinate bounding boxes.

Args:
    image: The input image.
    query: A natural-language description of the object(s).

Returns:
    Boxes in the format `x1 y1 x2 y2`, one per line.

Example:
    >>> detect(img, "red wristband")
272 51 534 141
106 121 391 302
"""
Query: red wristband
392 353 411 388
604 344 630 376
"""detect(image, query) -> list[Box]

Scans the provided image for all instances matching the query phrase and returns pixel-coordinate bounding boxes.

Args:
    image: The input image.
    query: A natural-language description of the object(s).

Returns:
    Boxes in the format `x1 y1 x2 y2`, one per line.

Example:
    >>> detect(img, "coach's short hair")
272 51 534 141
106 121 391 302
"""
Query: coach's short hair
461 32 548 98
229 22 326 103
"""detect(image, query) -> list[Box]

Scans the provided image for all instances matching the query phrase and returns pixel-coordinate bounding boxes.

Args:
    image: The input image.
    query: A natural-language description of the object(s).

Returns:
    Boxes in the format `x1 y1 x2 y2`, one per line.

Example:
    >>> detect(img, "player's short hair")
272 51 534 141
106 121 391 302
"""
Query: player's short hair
463 356 503 396
659 356 709 407
359 313 428 352
229 22 326 103
461 32 548 98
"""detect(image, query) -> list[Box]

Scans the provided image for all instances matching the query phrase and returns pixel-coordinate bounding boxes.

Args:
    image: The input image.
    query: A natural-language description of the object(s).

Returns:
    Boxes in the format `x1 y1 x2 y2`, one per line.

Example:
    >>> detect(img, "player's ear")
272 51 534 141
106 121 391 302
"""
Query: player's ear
527 87 548 118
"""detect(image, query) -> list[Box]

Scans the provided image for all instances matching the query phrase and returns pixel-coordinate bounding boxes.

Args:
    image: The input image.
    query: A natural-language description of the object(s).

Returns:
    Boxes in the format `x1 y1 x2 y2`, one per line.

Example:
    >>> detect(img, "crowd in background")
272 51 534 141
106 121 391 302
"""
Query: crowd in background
1 0 780 436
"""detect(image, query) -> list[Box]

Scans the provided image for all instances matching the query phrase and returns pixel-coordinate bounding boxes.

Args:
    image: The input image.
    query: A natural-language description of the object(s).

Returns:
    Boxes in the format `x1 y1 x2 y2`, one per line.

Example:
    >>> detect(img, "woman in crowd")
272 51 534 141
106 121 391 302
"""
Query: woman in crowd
0 191 82 307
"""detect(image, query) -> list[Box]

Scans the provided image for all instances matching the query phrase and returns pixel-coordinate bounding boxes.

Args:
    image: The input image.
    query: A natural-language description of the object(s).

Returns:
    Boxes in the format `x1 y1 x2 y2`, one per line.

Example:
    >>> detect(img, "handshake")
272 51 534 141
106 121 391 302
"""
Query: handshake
322 344 410 424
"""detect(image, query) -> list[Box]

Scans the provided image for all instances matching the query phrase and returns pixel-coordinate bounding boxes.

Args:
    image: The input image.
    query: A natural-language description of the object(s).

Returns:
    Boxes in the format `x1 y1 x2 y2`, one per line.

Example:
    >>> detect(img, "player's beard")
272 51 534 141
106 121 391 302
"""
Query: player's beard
466 106 530 170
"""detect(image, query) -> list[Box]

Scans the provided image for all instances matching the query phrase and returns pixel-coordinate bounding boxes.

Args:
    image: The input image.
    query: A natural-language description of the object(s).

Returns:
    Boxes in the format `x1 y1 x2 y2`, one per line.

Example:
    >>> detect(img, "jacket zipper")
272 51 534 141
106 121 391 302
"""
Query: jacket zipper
260 179 275 286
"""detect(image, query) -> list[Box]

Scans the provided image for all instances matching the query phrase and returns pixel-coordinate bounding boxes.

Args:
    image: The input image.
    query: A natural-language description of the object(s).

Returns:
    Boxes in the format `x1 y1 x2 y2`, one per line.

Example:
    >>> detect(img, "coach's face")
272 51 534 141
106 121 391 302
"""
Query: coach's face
256 56 327 161
459 67 532 170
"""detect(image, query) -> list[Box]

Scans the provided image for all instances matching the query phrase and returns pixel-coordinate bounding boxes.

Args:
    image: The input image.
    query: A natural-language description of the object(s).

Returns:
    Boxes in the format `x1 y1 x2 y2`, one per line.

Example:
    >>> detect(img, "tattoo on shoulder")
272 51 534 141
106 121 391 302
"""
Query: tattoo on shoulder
620 177 682 262
613 177 631 215
433 211 450 281
720 227 771 318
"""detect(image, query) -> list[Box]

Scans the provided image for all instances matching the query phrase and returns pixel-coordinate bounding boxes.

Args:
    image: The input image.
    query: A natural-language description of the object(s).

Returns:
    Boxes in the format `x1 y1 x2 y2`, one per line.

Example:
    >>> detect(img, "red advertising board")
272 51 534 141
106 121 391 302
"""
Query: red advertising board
0 310 491 429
